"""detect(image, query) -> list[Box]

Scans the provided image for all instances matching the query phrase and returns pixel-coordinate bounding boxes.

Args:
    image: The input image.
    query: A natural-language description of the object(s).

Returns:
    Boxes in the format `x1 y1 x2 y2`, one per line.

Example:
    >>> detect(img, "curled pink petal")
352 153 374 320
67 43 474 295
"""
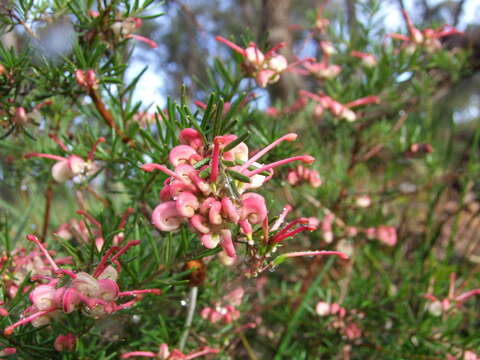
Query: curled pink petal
220 229 236 258
62 288 80 313
221 197 239 223
54 333 76 352
98 279 120 301
200 197 217 215
152 202 183 231
52 159 74 182
200 233 220 249
215 35 247 56
240 193 267 224
126 34 158 48
190 215 211 234
179 128 204 152
176 192 199 218
209 201 223 225
169 145 199 167
121 351 157 358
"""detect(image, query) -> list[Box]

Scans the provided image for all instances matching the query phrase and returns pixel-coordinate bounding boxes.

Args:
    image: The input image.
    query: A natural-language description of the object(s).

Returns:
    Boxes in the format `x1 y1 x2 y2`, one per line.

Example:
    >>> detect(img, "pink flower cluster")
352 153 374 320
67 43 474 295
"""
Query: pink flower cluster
54 333 76 352
388 10 462 53
365 225 397 247
75 69 98 91
319 213 397 247
88 11 157 49
350 51 377 67
215 36 308 87
448 351 480 360
200 287 244 324
301 90 380 122
315 301 364 341
0 247 71 298
287 165 322 188
122 344 219 359
424 273 480 316
4 235 160 336
25 134 104 183
300 41 341 80
142 128 315 258
56 208 133 250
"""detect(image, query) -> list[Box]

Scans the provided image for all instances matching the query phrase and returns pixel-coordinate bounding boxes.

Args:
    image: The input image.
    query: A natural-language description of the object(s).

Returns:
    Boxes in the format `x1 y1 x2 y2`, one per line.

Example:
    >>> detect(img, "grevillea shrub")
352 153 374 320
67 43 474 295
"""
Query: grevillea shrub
0 1 479 359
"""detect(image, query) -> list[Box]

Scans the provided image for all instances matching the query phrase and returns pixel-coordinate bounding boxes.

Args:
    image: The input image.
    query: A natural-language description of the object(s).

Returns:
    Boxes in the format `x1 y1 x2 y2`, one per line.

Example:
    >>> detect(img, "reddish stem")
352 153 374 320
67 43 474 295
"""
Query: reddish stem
210 138 221 183
88 89 134 146
271 204 293 231
109 240 141 265
247 156 315 177
121 352 156 359
141 163 189 184
48 133 69 151
26 234 59 271
77 210 103 233
126 34 158 49
215 36 246 56
239 133 297 173
271 225 316 243
264 42 287 58
4 308 56 336
93 246 119 278
119 207 134 230
41 183 53 240
346 96 380 109
88 137 106 161
118 289 161 297
283 250 349 260
24 153 66 162
185 347 220 360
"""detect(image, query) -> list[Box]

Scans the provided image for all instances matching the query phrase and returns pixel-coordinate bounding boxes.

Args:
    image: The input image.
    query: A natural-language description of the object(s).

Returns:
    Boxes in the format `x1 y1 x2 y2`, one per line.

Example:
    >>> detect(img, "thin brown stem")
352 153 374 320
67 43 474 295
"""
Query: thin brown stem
88 89 135 146
41 183 53 240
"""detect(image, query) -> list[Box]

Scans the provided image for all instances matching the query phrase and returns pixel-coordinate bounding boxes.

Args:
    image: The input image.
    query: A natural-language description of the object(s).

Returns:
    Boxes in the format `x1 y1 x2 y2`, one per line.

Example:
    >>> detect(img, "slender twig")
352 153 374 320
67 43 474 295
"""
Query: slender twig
453 0 467 26
178 286 198 350
238 331 259 360
274 258 335 359
41 183 53 240
88 89 135 146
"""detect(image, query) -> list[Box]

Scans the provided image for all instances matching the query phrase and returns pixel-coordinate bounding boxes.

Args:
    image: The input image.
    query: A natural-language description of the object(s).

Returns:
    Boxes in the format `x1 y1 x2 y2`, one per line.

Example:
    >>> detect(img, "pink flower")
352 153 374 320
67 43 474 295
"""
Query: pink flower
387 10 462 53
287 165 322 188
215 36 310 88
0 348 16 356
3 235 160 336
351 51 377 67
424 273 480 316
54 333 76 352
25 135 104 183
142 131 315 259
75 69 98 90
375 226 397 246
464 351 480 360
300 90 380 122
121 344 219 359
152 202 183 231
316 301 331 316
344 321 362 340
